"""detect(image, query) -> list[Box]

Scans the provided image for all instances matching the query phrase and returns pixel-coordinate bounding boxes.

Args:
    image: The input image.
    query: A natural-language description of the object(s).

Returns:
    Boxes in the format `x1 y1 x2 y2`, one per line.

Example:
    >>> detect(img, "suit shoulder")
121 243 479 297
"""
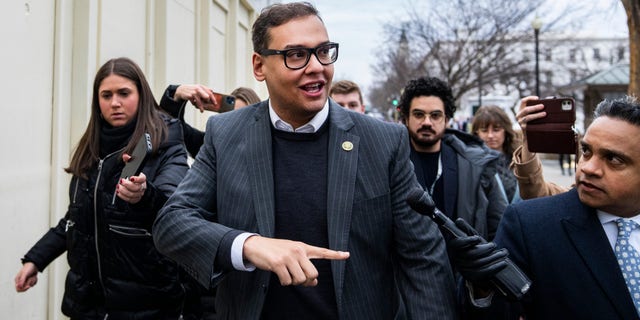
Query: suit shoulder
205 103 263 128
510 189 581 222
349 113 404 133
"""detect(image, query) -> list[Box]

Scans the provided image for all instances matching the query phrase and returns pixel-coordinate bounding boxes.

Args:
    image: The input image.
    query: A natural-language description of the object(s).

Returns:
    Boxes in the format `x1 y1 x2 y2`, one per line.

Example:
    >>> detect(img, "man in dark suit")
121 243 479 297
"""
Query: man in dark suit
152 2 457 319
457 96 640 319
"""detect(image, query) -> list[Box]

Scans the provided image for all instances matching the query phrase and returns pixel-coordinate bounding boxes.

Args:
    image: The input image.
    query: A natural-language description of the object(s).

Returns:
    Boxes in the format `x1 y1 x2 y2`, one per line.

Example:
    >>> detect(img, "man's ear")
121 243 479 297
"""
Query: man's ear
253 53 266 82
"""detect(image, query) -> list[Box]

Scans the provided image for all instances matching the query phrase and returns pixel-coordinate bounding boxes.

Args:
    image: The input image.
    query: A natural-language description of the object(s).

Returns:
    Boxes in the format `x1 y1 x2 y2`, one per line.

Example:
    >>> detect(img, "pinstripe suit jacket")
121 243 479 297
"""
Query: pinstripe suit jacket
153 101 457 319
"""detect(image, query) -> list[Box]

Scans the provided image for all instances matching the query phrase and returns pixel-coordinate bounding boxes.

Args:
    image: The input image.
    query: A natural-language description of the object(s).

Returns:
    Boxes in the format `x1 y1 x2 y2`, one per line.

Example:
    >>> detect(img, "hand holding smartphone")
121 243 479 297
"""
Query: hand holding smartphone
205 92 235 113
120 133 152 180
524 97 578 154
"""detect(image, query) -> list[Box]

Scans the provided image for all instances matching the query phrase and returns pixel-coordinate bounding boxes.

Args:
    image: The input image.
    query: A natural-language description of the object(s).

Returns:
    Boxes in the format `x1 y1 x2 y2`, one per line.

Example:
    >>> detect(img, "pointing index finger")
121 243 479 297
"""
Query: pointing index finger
306 245 350 260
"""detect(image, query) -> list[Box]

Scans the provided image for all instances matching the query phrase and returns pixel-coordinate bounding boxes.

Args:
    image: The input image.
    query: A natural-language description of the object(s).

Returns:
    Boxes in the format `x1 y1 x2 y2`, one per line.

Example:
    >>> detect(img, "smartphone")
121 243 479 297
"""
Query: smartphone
120 133 152 180
213 92 236 113
525 97 578 154
200 92 236 113
525 97 576 125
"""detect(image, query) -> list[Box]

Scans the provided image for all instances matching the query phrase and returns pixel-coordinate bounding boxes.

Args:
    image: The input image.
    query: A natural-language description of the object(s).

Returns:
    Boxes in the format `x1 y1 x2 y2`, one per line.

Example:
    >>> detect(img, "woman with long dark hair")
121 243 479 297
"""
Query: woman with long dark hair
15 57 199 319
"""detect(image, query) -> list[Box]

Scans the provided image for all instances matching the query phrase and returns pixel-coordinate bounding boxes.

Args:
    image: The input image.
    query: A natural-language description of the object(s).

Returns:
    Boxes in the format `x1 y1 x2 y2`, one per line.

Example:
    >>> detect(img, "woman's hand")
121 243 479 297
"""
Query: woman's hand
516 96 546 138
117 153 147 204
516 96 546 160
15 262 38 292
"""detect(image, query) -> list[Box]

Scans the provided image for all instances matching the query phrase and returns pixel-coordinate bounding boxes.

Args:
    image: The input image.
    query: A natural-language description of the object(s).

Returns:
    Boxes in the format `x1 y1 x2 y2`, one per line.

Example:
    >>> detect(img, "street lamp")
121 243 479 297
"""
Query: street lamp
531 16 543 97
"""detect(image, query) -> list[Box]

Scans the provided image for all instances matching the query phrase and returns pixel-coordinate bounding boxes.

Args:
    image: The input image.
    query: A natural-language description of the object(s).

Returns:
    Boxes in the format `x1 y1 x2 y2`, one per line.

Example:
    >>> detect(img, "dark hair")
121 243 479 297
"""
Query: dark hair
231 87 261 105
330 80 363 104
398 76 456 120
65 57 167 178
594 95 640 126
252 2 321 53
471 105 520 157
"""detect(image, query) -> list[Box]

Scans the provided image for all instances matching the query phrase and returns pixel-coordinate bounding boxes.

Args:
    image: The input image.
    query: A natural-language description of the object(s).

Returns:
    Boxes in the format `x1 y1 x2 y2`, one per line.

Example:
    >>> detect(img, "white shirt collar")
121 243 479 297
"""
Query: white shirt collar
597 210 640 249
597 210 640 225
268 99 329 133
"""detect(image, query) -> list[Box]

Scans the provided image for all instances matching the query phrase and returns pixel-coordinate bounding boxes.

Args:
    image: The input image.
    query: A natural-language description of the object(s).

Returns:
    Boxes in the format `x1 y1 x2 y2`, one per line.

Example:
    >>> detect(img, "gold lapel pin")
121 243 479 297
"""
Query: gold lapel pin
342 141 353 151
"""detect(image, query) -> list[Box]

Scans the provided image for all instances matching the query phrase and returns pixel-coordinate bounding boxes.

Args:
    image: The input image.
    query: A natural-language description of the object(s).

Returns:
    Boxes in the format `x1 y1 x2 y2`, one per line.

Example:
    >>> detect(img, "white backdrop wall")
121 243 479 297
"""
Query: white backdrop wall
0 1 259 318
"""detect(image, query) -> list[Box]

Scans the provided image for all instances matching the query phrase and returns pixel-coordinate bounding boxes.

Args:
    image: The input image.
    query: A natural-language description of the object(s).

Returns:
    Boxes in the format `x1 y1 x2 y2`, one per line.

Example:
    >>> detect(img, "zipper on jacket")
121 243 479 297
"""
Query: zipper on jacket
108 224 152 237
65 220 75 232
72 178 80 204
94 158 106 290
93 149 122 293
110 175 119 205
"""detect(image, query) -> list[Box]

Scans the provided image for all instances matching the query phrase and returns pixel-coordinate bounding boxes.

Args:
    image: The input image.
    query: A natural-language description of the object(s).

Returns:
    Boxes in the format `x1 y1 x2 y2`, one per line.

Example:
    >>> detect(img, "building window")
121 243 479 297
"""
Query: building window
545 71 553 85
544 48 552 61
593 48 601 61
569 48 576 62
618 47 625 61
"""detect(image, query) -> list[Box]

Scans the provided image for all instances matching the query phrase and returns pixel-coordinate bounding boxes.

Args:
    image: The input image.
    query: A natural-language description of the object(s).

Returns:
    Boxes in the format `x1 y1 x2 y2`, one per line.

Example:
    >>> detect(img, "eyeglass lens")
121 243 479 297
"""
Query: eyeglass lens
412 111 444 122
285 44 338 69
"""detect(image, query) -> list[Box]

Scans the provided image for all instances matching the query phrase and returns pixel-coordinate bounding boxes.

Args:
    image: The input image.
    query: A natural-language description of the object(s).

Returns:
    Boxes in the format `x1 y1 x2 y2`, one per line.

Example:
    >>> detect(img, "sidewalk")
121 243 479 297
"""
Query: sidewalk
540 157 575 189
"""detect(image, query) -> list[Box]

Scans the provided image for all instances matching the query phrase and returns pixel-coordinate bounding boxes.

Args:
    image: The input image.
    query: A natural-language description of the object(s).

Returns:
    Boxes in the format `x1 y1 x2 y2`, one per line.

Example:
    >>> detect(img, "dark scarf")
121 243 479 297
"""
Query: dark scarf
99 119 137 157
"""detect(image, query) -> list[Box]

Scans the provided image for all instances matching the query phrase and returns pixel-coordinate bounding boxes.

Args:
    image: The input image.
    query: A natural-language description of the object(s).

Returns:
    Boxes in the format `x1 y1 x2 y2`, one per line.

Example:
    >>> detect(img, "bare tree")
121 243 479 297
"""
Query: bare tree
621 0 639 97
369 25 422 116
369 0 583 115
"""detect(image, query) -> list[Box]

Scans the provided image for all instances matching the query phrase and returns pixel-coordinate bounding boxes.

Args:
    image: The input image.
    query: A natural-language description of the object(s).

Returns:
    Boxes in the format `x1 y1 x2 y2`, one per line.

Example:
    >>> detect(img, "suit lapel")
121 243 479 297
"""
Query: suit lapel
247 102 275 237
326 104 357 310
562 193 638 319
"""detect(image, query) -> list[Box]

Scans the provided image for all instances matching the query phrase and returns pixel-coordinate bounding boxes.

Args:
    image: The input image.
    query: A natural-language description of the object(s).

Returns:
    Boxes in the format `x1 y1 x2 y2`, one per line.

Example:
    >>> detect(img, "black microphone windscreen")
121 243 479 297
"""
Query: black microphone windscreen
406 189 435 214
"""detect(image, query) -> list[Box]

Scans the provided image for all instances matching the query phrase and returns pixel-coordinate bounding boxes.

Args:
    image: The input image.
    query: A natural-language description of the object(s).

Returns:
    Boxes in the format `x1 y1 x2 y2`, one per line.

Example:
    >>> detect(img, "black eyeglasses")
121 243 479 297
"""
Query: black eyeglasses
259 42 339 70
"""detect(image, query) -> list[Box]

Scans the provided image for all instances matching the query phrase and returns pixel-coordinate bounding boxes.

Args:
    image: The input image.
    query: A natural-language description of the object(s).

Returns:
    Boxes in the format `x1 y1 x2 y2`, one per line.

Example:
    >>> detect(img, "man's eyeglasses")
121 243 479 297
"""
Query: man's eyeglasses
411 110 445 123
259 42 339 70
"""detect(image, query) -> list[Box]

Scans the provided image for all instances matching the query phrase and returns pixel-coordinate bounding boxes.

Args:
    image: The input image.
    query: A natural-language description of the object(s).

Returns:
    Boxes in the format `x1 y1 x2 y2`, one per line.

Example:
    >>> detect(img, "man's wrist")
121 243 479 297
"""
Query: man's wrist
231 232 257 271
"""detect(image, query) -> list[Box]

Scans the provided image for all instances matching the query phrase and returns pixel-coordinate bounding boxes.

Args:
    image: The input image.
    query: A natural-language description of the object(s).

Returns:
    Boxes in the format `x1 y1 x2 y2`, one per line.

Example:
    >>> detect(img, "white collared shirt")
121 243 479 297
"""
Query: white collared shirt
268 99 329 133
597 210 640 252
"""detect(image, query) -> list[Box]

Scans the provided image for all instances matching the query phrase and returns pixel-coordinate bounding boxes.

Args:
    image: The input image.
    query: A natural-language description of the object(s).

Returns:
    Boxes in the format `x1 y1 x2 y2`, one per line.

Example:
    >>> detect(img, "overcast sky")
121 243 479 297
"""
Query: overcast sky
278 0 628 105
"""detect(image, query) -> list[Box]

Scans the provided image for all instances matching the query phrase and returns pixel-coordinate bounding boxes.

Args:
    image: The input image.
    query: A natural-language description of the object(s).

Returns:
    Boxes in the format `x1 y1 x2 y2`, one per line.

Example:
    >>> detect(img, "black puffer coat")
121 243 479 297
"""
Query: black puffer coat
22 117 198 319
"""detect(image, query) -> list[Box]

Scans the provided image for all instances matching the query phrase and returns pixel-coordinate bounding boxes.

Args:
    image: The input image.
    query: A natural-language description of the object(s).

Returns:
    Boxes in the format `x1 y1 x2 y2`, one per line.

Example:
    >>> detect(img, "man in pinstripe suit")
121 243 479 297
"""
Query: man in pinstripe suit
153 2 457 319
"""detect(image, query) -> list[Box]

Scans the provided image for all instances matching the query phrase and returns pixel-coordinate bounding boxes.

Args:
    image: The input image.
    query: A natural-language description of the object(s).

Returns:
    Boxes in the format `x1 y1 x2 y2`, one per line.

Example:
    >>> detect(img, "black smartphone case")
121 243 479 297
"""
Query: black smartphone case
120 133 152 179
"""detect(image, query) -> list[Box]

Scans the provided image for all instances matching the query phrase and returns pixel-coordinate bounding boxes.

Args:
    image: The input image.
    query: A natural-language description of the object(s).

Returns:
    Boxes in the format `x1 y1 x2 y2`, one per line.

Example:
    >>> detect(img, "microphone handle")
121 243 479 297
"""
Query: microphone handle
432 208 531 300
431 208 467 238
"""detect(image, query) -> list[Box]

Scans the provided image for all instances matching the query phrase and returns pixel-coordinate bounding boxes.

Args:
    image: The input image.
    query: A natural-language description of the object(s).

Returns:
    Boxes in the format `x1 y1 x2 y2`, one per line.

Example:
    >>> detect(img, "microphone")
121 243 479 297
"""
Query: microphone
406 189 531 300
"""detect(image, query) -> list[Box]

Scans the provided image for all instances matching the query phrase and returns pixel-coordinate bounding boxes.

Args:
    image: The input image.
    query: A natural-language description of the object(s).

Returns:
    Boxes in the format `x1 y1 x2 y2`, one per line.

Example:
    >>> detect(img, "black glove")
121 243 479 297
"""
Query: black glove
447 218 509 285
